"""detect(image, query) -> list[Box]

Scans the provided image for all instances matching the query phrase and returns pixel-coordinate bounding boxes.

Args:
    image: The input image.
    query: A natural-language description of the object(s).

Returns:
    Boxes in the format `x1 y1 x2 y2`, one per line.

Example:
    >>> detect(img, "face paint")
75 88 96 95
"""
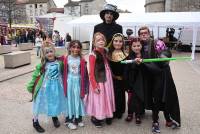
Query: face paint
44 47 55 61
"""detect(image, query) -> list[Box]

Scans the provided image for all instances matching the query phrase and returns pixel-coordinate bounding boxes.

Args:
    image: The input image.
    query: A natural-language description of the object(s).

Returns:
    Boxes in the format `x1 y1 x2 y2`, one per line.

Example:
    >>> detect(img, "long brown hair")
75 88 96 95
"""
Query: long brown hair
68 40 82 57
108 33 126 58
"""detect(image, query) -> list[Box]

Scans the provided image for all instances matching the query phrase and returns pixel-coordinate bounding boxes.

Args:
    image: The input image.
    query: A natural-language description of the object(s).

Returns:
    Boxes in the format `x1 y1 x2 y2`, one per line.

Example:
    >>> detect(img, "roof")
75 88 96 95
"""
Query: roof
36 13 67 19
47 8 64 13
80 0 94 2
67 12 200 27
64 1 80 7
24 0 49 4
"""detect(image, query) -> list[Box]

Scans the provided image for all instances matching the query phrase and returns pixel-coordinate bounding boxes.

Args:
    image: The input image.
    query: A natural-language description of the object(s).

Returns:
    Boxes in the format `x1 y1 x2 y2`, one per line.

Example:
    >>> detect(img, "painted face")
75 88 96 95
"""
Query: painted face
139 29 150 42
94 35 106 48
113 36 123 50
44 47 55 61
70 43 81 56
104 11 114 24
131 42 142 54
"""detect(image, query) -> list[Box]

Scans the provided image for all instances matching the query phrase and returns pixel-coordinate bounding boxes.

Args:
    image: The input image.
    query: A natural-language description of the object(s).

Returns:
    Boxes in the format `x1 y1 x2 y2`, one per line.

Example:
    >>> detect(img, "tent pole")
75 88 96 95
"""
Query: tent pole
89 27 94 54
191 25 197 60
134 26 137 36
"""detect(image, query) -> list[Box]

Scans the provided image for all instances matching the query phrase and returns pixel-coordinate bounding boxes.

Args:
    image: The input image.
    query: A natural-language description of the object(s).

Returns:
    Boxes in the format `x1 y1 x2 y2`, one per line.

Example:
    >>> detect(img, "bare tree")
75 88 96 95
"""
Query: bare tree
0 0 26 29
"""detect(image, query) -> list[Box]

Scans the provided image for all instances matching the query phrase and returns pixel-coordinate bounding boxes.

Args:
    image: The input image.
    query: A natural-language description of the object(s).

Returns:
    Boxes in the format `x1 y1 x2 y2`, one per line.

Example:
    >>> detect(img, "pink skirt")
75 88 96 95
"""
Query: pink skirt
85 63 115 120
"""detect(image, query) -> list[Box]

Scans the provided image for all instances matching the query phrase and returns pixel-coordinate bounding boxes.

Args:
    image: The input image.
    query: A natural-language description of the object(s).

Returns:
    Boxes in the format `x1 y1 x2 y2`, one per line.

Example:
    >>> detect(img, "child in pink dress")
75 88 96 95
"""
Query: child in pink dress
86 32 115 127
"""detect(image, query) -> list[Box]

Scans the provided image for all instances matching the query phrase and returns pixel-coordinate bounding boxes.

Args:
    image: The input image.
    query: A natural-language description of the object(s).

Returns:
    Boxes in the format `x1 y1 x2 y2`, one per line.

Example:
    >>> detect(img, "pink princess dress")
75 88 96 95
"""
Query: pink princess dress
85 50 115 120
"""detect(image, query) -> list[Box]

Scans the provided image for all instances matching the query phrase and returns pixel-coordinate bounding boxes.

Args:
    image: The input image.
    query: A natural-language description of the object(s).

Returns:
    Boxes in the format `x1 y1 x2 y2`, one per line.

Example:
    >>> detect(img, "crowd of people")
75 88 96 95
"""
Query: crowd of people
26 3 181 134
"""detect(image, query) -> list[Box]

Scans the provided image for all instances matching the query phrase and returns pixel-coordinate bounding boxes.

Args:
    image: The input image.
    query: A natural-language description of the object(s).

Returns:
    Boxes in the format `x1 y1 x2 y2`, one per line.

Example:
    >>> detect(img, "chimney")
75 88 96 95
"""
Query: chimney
68 0 72 3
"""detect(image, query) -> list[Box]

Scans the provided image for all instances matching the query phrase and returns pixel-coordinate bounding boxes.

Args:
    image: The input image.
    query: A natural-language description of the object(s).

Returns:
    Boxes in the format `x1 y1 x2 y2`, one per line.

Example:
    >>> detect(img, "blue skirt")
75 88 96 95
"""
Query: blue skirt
65 74 85 119
33 77 66 117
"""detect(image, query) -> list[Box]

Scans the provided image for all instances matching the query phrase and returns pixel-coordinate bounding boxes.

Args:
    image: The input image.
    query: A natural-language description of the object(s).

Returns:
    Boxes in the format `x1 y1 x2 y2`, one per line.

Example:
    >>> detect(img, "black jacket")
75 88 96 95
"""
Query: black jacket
94 22 122 46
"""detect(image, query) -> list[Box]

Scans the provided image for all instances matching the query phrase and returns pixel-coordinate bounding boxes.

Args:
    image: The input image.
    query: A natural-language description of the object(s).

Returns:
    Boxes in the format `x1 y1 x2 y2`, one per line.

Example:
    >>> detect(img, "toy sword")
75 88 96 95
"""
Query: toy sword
121 57 192 64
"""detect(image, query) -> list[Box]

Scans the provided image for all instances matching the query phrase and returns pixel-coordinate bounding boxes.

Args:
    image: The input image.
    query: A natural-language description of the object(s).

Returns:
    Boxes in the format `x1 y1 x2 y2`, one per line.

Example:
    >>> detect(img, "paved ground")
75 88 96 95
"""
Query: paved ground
0 46 200 134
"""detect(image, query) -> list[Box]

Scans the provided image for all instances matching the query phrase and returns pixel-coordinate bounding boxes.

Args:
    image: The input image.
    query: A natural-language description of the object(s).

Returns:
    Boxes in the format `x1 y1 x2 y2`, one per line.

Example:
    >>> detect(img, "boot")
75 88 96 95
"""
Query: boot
52 117 60 128
33 119 45 133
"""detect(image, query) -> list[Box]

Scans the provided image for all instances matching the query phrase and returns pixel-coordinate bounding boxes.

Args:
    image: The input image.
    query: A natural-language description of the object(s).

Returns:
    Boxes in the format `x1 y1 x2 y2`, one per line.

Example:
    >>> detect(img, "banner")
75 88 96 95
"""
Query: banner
35 17 54 34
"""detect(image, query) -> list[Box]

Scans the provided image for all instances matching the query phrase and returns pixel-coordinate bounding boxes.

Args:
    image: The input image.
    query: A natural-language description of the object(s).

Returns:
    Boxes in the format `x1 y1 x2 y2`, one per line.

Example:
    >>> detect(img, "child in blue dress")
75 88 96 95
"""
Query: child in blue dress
27 42 66 133
60 40 88 130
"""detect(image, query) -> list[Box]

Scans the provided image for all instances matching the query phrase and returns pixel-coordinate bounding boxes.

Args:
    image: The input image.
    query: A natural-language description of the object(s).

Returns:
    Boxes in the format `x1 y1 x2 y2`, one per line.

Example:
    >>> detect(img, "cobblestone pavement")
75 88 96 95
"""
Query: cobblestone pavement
0 48 200 134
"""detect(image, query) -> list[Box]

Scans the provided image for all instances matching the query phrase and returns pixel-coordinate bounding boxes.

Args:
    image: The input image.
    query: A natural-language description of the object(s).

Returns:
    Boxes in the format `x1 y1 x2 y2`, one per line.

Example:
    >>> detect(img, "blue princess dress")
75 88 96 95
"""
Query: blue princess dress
65 55 85 119
33 61 66 116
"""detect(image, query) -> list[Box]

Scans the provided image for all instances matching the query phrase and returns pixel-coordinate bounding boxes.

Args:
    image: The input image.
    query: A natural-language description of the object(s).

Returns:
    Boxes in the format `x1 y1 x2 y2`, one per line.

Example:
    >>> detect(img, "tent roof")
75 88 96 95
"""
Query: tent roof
67 12 200 27
36 13 68 19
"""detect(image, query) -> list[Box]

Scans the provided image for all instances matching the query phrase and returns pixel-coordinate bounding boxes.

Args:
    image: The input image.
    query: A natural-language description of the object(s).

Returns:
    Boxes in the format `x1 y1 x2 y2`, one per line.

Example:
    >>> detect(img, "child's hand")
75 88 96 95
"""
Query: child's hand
94 88 100 94
135 58 143 64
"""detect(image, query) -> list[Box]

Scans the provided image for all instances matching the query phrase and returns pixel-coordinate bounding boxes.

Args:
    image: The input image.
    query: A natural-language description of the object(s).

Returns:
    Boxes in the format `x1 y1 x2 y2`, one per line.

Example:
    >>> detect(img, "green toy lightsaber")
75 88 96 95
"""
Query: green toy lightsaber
121 57 192 64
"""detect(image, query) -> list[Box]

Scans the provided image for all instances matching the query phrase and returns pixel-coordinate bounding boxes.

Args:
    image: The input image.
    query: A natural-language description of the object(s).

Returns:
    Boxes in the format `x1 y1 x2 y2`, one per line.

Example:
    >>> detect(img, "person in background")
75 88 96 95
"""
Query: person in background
35 34 43 57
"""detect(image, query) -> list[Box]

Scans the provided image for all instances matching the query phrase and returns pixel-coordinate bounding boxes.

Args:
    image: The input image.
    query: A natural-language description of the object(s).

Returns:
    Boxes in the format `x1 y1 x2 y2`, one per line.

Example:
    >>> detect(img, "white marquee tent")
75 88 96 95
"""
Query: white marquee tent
66 12 200 59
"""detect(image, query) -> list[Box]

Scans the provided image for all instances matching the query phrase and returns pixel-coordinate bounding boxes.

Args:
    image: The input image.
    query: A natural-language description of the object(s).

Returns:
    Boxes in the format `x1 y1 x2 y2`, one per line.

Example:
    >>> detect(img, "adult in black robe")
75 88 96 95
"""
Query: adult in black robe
94 4 122 46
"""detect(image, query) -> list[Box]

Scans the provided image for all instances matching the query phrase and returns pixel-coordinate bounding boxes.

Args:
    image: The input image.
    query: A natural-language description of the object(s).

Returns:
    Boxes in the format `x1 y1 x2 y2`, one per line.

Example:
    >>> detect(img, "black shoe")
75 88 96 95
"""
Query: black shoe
91 117 102 128
52 117 60 128
125 115 133 122
105 118 112 125
114 113 122 119
33 119 45 133
135 117 141 125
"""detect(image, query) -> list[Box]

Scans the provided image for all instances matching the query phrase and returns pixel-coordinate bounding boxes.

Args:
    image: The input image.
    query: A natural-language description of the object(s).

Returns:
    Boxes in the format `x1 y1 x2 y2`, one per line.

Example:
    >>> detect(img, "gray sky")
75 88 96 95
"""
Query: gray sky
54 0 145 13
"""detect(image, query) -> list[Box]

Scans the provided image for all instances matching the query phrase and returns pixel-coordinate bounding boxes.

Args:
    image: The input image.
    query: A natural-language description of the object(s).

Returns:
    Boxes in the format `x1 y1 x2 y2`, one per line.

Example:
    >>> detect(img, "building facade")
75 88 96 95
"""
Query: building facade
145 0 200 12
0 0 56 24
64 0 106 17
25 0 56 24
0 0 26 24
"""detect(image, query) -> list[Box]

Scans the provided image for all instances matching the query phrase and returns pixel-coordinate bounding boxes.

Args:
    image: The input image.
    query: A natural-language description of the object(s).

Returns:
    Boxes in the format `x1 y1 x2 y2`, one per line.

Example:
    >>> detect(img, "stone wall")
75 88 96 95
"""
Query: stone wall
145 0 200 12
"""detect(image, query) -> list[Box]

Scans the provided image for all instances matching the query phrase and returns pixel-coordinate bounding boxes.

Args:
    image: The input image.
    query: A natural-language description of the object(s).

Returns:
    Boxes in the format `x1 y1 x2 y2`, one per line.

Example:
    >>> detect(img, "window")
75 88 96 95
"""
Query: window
40 9 43 15
40 4 43 8
30 10 33 16
35 4 37 9
29 5 32 8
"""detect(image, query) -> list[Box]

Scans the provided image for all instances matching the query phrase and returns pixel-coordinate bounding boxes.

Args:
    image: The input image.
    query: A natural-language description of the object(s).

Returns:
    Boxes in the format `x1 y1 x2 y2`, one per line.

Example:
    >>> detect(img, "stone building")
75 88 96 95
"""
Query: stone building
64 0 106 17
0 0 26 24
145 0 200 12
25 0 56 23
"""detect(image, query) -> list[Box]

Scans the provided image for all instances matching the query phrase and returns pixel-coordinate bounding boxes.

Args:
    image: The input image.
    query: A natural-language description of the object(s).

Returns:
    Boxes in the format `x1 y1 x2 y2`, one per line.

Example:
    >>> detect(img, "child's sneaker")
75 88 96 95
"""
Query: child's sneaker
64 117 70 125
166 121 173 127
166 121 180 129
78 122 85 127
67 123 77 130
152 122 161 133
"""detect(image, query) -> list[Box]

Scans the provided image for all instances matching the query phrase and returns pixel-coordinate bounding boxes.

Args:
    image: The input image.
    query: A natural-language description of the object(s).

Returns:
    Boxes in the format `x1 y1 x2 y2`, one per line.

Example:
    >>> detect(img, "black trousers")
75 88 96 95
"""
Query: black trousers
127 91 144 117
113 79 126 116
